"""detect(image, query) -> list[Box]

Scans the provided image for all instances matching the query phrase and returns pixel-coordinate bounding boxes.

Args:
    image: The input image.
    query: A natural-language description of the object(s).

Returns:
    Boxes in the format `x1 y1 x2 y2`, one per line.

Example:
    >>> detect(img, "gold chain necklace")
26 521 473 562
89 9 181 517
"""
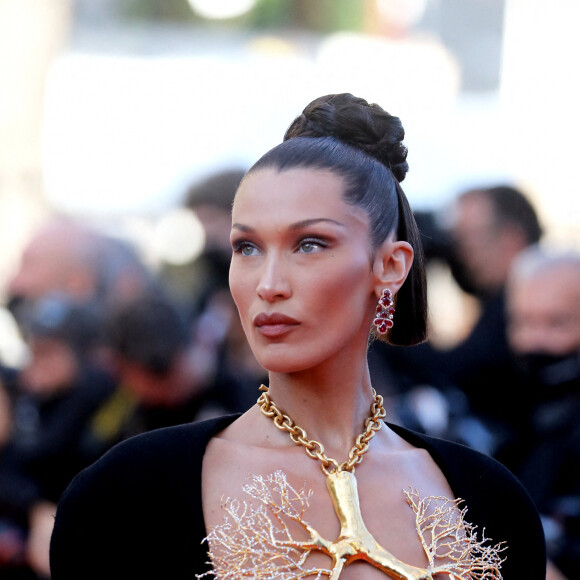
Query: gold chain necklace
257 384 386 476
256 384 439 578
205 386 505 578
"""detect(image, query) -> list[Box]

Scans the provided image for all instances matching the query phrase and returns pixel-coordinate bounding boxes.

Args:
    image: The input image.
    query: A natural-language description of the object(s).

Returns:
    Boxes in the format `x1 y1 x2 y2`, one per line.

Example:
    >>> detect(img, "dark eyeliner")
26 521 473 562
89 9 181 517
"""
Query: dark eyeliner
232 239 252 253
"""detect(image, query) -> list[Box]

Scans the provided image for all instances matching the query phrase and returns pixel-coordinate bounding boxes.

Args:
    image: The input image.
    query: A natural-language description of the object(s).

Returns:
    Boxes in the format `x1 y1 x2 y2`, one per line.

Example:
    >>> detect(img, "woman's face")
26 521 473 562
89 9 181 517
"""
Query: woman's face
229 167 377 374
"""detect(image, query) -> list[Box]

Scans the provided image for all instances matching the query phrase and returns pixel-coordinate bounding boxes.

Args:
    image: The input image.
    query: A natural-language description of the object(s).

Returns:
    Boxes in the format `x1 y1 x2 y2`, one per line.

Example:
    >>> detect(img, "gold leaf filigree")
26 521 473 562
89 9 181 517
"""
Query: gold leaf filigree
198 471 505 579
404 489 506 579
197 471 330 579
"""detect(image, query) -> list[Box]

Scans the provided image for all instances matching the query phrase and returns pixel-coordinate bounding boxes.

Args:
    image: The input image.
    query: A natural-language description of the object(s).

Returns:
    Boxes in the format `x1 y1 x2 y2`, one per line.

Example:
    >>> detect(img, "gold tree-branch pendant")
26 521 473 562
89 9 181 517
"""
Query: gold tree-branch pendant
322 471 432 579
198 470 505 579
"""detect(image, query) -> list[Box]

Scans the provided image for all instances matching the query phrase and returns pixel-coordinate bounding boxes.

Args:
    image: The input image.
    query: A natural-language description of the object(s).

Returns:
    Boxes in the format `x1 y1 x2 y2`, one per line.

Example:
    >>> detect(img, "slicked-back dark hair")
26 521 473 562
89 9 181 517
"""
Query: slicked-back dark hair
242 94 427 346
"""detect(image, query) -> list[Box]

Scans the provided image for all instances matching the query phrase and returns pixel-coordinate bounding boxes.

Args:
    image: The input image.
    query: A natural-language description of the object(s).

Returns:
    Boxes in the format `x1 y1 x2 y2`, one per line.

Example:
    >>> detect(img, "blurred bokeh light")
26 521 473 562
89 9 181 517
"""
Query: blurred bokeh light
187 0 258 20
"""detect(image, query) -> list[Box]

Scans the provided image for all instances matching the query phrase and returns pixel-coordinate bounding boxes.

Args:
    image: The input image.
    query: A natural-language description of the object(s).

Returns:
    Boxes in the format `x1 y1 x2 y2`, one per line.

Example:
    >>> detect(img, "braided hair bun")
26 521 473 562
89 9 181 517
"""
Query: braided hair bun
284 93 409 183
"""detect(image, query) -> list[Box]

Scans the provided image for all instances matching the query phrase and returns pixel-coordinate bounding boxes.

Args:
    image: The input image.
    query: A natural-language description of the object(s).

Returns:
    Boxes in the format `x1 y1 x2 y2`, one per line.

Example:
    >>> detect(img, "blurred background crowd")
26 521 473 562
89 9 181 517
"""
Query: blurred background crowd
0 1 579 579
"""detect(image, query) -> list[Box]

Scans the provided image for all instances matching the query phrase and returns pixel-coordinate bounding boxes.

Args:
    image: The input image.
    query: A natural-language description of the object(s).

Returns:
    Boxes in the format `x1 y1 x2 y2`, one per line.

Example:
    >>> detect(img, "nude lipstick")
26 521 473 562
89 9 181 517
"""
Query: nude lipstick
253 312 300 337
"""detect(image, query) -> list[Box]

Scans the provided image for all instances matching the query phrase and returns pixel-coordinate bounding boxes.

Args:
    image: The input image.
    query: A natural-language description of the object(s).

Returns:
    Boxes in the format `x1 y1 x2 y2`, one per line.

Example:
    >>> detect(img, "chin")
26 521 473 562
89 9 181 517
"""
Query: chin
256 356 306 374
255 346 334 375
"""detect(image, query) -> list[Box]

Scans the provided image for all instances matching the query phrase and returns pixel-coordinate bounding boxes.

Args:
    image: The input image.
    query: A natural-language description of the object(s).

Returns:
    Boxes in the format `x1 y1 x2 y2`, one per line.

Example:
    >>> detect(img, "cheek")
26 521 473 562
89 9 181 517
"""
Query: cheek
314 258 373 320
229 266 251 323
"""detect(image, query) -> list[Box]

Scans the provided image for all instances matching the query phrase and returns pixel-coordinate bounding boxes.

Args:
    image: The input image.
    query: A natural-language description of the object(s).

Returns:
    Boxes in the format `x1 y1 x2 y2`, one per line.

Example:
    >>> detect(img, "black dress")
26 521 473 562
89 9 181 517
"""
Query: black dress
50 415 546 579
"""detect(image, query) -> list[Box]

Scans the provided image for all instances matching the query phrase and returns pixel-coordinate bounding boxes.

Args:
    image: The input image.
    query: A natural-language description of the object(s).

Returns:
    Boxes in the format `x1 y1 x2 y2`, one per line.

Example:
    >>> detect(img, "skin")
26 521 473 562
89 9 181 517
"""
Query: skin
8 220 98 301
507 259 580 580
450 192 528 294
20 336 80 396
114 351 202 407
507 262 580 356
201 167 458 578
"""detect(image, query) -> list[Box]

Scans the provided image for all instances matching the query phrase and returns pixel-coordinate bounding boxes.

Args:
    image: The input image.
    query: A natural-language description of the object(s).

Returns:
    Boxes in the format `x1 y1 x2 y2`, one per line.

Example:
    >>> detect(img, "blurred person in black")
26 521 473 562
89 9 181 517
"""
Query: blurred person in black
7 219 100 312
6 217 158 339
5 215 163 392
80 292 239 461
438 185 542 405
0 294 115 579
1 217 161 578
499 245 580 579
372 185 543 451
184 169 246 308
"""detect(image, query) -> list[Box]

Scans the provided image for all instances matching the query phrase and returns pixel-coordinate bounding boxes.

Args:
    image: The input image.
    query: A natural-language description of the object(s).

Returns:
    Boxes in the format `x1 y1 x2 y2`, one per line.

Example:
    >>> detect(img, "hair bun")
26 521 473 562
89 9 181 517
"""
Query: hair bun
284 93 409 182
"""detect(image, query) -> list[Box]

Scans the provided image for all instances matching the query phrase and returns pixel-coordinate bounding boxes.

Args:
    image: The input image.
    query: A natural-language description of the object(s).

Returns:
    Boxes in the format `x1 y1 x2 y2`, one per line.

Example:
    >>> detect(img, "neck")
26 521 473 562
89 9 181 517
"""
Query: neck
263 359 378 461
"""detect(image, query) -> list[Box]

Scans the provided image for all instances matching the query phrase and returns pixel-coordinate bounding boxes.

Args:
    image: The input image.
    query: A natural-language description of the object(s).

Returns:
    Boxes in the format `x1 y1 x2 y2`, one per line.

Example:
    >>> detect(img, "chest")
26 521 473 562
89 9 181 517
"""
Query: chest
201 443 463 579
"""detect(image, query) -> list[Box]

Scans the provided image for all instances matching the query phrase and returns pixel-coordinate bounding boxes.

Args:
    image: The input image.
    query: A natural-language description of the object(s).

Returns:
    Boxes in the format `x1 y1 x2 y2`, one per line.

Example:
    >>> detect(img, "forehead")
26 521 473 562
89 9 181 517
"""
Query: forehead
453 194 495 228
510 265 580 312
233 167 361 223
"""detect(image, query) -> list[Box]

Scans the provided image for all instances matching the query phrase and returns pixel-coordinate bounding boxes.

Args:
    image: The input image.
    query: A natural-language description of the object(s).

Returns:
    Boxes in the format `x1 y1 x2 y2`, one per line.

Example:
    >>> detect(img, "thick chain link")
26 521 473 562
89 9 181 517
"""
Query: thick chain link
257 384 386 476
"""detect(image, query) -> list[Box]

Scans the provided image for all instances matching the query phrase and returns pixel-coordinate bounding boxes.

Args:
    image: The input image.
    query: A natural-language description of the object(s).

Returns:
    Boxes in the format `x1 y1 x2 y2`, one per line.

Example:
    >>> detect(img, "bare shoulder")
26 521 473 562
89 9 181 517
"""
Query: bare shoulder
202 414 457 504
357 424 456 501
204 405 295 463
201 406 300 525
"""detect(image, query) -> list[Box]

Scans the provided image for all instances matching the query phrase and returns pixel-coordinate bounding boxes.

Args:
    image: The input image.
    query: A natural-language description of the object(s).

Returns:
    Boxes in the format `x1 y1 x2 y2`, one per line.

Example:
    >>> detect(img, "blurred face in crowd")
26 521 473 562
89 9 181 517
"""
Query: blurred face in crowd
194 204 234 256
8 221 96 303
20 336 80 395
115 351 199 407
507 263 580 356
449 193 524 295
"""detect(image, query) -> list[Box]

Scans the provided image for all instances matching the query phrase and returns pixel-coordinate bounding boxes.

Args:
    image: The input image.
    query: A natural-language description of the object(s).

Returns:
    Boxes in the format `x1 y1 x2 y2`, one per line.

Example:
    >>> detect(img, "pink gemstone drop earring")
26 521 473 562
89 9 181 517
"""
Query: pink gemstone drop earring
374 288 395 335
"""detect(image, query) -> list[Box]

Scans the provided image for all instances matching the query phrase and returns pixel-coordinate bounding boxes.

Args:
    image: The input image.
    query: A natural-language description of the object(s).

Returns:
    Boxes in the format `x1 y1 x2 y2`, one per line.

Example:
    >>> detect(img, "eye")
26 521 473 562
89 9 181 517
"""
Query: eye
233 241 260 256
297 238 326 254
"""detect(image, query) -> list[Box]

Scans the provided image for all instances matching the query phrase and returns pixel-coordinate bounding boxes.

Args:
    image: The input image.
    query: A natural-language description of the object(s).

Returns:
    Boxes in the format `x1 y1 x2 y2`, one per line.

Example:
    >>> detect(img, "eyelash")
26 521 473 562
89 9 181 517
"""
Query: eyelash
232 236 329 256
297 237 328 253
232 240 258 256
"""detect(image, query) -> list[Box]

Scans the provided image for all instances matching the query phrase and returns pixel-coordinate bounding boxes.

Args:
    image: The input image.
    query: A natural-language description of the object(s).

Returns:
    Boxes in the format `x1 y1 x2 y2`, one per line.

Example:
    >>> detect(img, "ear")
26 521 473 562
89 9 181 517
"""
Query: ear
371 239 414 298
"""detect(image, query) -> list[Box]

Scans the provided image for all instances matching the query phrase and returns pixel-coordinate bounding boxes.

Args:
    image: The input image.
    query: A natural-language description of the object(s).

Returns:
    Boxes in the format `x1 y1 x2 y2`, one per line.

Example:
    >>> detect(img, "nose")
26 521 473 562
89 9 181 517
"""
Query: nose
256 254 291 302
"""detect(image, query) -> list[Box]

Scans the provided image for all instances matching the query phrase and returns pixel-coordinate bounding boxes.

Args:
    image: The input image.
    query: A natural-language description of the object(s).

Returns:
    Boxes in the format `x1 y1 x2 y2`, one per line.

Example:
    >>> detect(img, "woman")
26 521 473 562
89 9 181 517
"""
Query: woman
50 94 545 579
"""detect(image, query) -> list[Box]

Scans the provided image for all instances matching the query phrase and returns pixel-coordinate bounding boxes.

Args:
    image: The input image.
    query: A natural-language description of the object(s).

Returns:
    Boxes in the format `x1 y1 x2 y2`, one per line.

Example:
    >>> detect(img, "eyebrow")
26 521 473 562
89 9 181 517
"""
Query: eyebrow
231 218 345 233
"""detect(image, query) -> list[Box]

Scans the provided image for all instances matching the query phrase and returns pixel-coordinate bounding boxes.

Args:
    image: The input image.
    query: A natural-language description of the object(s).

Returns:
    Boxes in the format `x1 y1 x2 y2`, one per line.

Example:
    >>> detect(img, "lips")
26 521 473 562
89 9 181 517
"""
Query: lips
253 312 300 337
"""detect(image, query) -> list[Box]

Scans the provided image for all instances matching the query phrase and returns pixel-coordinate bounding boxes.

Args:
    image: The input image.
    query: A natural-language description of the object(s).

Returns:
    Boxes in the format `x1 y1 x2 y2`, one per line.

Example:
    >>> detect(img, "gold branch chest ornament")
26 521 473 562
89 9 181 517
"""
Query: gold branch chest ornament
198 385 505 579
